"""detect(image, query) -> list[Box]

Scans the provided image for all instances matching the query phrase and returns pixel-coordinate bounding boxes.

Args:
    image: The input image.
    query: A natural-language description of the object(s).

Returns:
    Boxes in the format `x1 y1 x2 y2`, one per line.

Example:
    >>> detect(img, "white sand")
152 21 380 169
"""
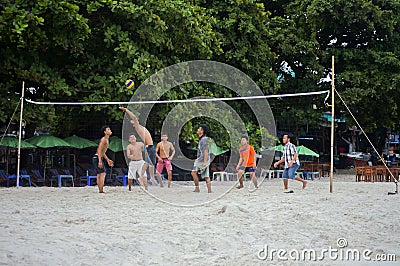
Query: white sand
0 174 399 265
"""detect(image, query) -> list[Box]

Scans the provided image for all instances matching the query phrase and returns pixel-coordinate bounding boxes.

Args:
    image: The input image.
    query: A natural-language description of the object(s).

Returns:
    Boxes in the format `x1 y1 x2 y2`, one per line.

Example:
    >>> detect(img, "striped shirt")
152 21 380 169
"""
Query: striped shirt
283 142 299 168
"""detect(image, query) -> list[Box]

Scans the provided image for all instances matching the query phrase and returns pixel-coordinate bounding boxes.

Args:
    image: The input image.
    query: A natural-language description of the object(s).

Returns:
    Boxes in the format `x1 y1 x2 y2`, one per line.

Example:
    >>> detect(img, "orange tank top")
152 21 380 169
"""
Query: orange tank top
239 145 255 167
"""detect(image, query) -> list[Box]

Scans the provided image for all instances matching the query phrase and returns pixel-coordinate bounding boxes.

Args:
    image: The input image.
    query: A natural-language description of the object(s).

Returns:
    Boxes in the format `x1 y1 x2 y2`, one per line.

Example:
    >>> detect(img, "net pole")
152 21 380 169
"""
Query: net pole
16 81 25 187
330 56 335 193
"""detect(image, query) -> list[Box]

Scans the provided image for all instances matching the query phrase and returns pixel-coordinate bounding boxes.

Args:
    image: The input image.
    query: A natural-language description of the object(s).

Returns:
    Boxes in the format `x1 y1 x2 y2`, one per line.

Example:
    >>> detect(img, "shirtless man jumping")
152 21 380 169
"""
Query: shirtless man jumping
119 107 163 187
156 134 175 188
92 125 114 193
126 134 148 191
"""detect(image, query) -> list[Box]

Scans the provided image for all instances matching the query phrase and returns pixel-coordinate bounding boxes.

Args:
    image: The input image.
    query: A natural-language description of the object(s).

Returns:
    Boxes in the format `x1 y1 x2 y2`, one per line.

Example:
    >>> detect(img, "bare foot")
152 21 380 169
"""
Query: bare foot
99 191 105 193
236 185 244 189
303 181 307 189
193 187 200 192
151 179 158 186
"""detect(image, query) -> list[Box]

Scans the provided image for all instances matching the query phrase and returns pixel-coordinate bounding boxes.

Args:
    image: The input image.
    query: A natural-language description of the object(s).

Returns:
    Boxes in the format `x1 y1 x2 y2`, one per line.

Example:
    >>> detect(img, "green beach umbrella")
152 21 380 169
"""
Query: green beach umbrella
0 136 36 149
26 134 71 148
0 136 37 177
297 145 319 157
266 145 284 152
64 135 97 149
208 140 229 156
108 136 130 152
187 138 228 156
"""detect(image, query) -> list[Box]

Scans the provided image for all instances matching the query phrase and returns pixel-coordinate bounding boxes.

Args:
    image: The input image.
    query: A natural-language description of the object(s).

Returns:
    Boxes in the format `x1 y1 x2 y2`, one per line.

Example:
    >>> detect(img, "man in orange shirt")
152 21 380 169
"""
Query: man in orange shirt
236 136 258 189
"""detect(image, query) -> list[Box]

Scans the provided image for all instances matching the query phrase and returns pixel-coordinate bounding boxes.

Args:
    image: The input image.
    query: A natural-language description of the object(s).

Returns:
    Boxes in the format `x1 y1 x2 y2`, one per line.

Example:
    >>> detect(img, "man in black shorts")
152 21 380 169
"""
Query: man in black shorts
92 125 114 193
119 107 163 186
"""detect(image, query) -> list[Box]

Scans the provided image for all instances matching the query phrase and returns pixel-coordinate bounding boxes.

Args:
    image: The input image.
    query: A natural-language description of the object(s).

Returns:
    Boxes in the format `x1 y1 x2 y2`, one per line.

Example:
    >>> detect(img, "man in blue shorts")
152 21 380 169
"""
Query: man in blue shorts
236 136 258 189
274 134 307 192
120 107 163 187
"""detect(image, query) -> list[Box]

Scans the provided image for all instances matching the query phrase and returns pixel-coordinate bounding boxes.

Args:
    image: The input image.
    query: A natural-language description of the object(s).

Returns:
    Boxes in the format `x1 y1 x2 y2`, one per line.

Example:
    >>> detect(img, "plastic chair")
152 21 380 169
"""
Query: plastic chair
260 168 274 180
49 169 74 187
114 168 127 186
0 169 31 187
213 172 229 181
0 170 6 185
80 168 97 186
19 169 32 187
31 169 46 185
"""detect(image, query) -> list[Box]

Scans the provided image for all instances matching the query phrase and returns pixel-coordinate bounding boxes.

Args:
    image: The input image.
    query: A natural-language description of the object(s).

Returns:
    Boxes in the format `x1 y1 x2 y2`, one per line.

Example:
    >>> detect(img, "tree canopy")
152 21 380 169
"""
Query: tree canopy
1 0 399 151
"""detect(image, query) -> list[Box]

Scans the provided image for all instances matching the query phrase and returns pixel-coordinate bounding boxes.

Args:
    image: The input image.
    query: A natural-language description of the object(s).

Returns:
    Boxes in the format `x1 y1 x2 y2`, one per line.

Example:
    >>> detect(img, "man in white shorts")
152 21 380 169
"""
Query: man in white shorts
126 134 148 191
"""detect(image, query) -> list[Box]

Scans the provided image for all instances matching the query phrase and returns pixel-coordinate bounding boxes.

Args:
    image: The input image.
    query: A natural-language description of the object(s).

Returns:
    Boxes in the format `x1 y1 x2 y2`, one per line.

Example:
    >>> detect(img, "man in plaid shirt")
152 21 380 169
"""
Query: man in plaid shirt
274 134 307 193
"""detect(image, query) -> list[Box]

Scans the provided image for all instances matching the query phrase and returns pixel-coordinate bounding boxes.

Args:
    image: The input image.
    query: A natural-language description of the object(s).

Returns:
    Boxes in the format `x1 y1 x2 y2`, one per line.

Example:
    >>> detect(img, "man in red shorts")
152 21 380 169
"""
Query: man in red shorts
156 134 175 188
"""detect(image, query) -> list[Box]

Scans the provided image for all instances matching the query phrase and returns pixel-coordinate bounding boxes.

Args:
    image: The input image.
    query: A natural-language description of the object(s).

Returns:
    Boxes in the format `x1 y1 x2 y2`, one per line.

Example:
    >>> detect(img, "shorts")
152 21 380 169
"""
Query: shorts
128 160 146 180
92 155 106 174
238 166 256 172
145 145 156 166
282 163 299 179
156 158 172 173
193 160 210 178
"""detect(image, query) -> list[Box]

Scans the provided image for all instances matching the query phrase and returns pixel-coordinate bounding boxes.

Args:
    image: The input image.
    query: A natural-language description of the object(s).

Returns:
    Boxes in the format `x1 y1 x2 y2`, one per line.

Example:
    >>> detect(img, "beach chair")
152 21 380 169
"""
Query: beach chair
49 168 74 187
114 168 127 186
105 167 114 185
19 169 32 187
0 170 9 186
31 169 46 186
0 169 31 187
79 168 97 186
64 169 77 185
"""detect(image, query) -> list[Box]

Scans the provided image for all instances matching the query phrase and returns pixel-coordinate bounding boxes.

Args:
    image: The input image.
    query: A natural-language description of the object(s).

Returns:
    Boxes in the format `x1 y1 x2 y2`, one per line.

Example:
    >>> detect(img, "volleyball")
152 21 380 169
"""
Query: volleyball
125 79 134 89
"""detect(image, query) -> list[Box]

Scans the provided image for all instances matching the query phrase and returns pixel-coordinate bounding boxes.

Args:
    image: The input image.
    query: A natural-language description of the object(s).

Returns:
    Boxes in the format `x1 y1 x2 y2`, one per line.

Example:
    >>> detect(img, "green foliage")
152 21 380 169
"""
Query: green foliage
0 0 399 152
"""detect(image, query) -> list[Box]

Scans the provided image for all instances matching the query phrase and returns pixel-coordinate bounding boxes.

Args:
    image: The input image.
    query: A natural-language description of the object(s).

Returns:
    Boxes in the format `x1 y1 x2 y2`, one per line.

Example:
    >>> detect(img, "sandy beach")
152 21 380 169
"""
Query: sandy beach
0 173 399 265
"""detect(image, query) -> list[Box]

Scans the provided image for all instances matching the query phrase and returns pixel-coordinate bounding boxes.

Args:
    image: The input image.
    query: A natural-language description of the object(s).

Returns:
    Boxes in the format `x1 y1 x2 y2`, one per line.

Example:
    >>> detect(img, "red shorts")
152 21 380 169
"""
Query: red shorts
156 158 172 173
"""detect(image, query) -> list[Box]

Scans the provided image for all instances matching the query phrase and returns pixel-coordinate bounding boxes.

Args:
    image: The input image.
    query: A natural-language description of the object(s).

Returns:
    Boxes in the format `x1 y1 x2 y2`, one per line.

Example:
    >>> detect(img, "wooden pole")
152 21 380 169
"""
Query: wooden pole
330 56 335 193
17 81 25 187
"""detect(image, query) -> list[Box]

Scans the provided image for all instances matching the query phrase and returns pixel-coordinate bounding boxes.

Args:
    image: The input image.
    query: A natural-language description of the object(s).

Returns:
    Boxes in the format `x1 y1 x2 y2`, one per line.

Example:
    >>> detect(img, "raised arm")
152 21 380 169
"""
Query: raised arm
119 107 147 142
119 107 138 123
